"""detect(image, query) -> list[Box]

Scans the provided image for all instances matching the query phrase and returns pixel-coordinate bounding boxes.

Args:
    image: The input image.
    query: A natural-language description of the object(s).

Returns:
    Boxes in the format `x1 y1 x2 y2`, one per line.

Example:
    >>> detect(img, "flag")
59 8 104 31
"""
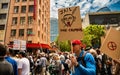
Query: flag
100 28 120 63
33 0 37 20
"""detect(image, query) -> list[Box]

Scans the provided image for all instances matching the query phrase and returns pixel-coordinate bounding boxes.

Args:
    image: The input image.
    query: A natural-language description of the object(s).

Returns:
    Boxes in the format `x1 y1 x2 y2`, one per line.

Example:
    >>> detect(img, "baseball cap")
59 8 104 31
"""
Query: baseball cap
72 40 82 46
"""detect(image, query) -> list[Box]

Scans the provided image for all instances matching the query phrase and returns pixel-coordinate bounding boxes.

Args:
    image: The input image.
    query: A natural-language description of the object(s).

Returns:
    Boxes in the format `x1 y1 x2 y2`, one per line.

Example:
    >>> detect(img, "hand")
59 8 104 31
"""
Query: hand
70 56 78 66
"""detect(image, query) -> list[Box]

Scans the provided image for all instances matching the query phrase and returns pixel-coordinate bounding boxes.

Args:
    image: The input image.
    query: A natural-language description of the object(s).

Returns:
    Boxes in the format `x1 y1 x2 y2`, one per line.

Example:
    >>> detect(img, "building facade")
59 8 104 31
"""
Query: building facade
50 18 58 42
0 0 10 44
5 0 50 45
83 12 120 28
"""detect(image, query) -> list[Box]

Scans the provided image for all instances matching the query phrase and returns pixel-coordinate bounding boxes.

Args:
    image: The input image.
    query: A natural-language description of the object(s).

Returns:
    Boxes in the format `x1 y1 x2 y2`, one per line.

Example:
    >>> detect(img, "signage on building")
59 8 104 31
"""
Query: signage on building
20 40 26 50
100 28 120 63
58 6 83 41
13 40 26 50
13 40 21 50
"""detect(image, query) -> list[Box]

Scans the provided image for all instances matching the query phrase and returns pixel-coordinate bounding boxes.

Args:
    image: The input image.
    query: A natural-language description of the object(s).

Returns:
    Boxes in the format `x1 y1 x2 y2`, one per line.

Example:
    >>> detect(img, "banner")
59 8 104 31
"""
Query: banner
13 40 21 50
13 40 26 50
58 6 83 41
33 0 37 20
100 28 120 63
20 40 26 50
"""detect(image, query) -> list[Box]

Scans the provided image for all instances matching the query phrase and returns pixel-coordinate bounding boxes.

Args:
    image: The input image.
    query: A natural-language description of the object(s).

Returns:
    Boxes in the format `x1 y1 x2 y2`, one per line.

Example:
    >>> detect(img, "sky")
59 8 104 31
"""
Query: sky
50 0 120 18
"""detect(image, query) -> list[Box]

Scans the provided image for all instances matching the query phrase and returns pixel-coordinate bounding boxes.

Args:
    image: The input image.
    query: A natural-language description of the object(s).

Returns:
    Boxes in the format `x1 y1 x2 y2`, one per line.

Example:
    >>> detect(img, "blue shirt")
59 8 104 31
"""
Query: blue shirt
5 56 18 75
71 50 96 75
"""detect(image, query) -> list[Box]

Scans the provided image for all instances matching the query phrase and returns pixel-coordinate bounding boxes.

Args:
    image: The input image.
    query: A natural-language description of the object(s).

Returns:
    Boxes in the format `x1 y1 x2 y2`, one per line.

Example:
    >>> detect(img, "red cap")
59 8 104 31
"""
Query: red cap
72 40 82 45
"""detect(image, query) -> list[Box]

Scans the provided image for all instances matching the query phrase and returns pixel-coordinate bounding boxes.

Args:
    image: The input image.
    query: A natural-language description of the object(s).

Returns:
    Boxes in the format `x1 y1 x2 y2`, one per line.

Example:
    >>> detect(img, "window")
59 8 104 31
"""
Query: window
20 17 25 25
14 6 19 13
12 17 17 24
21 6 26 13
42 33 43 40
11 29 16 36
15 0 20 2
28 16 33 24
29 5 34 12
27 29 33 36
0 25 5 30
19 29 24 36
0 14 6 19
38 31 40 37
1 3 8 9
38 20 40 26
22 0 27 2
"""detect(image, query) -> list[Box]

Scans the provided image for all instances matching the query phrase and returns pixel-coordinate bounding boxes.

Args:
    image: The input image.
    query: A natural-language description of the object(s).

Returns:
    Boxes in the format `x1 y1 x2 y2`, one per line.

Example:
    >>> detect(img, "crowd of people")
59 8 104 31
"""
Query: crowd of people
0 40 120 75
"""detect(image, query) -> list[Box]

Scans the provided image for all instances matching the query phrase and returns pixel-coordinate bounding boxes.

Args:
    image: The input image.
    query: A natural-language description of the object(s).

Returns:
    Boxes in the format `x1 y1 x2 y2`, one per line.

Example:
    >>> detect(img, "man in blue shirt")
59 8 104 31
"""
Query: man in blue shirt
5 49 18 75
70 40 96 75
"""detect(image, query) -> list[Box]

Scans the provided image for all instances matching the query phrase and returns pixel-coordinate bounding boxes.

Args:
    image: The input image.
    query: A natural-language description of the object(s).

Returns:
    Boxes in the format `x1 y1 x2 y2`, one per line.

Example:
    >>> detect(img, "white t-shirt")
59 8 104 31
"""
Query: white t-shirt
18 57 30 75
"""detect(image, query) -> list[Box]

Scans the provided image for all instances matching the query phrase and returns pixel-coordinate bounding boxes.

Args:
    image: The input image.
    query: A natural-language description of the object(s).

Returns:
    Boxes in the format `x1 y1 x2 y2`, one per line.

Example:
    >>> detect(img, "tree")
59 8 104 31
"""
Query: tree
54 36 71 52
82 25 105 48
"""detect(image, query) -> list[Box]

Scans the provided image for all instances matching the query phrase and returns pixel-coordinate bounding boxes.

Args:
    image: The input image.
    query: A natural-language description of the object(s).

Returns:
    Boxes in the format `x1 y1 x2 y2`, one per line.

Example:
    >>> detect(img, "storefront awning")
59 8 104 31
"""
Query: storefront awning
26 43 51 49
8 43 51 49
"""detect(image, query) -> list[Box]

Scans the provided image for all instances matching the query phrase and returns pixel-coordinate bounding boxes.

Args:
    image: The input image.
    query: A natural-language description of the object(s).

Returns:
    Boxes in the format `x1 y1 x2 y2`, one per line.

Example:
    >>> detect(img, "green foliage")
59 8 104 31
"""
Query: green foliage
54 37 71 52
54 25 105 51
82 25 105 48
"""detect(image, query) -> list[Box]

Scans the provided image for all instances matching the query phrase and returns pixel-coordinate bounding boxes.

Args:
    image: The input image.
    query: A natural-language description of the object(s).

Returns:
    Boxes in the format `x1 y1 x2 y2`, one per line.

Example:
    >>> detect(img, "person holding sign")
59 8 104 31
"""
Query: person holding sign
70 40 96 75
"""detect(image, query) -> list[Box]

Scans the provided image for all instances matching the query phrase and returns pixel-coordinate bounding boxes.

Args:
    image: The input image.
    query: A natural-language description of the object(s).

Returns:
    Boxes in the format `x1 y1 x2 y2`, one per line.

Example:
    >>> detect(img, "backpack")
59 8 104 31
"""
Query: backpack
77 51 88 67
35 59 43 73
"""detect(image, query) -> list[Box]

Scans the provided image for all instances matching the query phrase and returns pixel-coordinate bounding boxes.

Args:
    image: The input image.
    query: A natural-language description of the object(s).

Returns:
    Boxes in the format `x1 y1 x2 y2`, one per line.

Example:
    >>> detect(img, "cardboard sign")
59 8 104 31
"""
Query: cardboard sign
58 6 83 41
100 28 120 63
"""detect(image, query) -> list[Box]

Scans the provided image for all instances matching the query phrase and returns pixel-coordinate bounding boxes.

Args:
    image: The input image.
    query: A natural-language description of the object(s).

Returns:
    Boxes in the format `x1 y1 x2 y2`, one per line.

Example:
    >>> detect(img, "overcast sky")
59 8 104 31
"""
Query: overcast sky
50 0 120 18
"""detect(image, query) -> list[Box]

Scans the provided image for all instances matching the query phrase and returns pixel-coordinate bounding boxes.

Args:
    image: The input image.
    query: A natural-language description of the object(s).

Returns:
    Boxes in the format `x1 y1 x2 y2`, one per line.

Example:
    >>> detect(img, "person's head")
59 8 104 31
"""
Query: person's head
89 49 97 57
0 43 7 57
18 50 26 58
72 40 83 54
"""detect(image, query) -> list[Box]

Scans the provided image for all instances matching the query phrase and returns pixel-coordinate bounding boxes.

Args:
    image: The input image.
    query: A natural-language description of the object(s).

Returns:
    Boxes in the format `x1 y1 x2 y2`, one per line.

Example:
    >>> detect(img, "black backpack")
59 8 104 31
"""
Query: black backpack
77 51 88 67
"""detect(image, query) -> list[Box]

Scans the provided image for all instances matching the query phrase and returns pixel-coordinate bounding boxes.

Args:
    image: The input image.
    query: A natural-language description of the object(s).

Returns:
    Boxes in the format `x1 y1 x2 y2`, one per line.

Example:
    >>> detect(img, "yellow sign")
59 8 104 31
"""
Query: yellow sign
100 28 120 63
58 6 83 41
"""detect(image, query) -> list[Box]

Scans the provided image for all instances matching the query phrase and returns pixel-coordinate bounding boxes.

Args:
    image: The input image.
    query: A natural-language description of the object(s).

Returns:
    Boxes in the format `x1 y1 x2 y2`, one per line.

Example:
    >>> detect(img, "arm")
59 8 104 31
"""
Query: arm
18 69 22 75
77 53 96 75
18 60 22 75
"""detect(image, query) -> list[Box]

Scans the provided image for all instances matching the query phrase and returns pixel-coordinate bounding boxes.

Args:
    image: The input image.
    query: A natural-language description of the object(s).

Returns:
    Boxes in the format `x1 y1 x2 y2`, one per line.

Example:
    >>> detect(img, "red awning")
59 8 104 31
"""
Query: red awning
8 43 51 49
26 43 51 49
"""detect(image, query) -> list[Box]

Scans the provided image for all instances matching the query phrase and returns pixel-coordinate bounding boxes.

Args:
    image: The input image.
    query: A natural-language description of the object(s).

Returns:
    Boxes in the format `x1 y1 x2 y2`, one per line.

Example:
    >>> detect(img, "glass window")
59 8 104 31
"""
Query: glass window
20 17 25 25
14 6 19 13
0 14 6 19
12 17 17 25
28 16 33 24
21 6 26 13
0 25 5 30
19 29 24 36
27 29 33 36
11 29 16 36
15 0 20 2
38 31 40 37
22 0 27 2
38 20 40 26
29 5 34 12
1 3 8 9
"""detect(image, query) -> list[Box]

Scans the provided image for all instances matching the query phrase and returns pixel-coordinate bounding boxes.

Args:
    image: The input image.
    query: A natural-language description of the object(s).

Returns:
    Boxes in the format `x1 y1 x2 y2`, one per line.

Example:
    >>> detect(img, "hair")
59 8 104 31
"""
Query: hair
18 51 26 57
0 43 7 56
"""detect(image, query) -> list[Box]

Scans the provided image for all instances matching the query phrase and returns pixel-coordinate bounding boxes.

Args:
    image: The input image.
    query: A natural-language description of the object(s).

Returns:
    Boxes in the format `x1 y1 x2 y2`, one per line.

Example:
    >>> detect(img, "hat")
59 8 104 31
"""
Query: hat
72 40 82 45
